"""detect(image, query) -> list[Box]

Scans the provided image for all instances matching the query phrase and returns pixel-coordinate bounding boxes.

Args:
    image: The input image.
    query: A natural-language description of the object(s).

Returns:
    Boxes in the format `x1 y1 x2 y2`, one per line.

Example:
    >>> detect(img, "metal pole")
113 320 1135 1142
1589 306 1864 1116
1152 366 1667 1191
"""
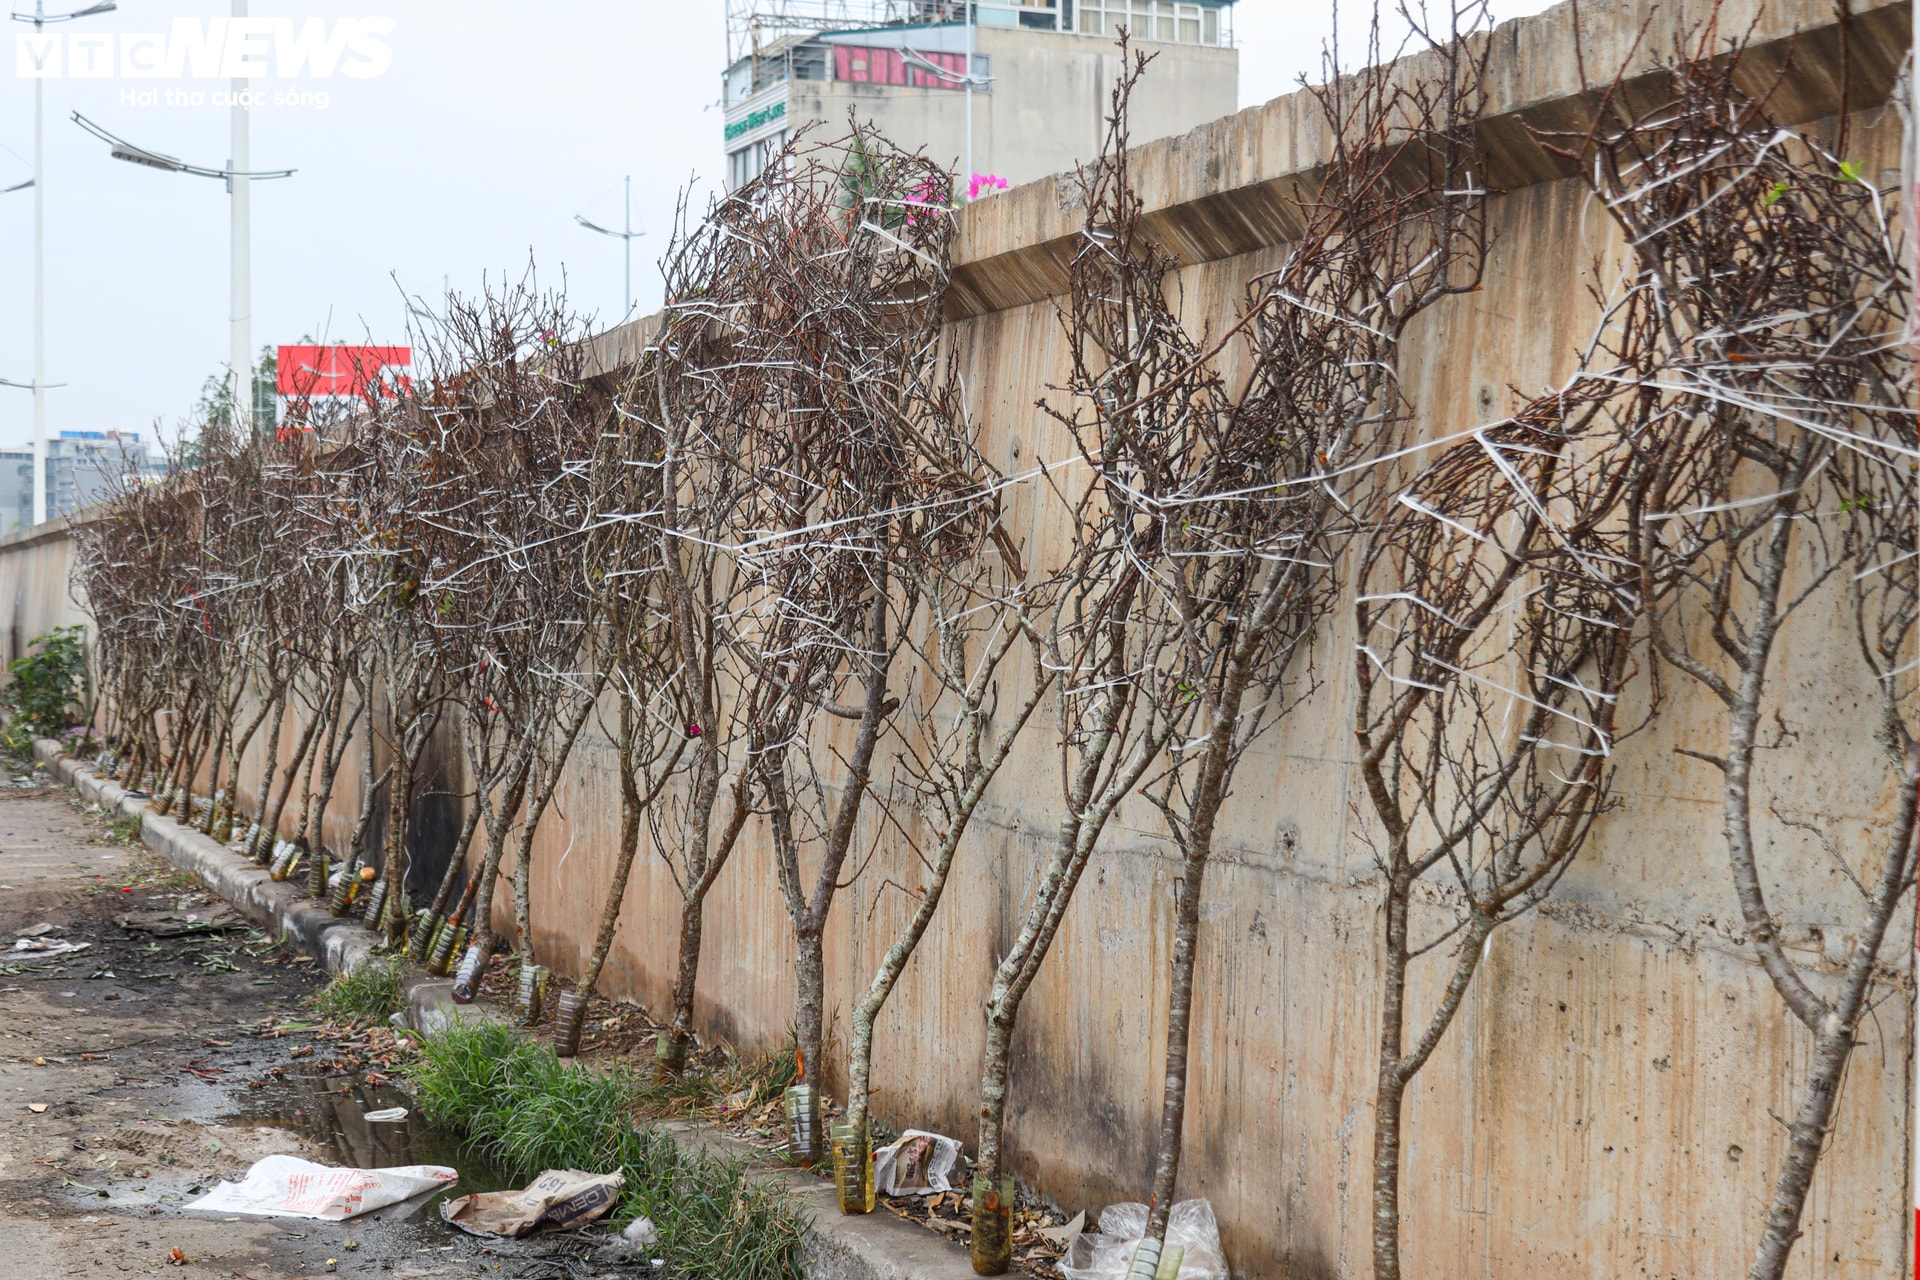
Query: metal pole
31 75 46 526
964 1 975 182
31 0 45 526
1910 6 1920 1269
623 174 632 318
230 0 252 438
1910 12 1919 1277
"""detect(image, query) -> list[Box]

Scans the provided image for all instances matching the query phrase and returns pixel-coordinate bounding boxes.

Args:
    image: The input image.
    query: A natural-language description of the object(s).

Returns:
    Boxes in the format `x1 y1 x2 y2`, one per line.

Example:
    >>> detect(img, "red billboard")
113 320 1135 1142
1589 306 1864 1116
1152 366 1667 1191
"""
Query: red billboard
276 345 412 402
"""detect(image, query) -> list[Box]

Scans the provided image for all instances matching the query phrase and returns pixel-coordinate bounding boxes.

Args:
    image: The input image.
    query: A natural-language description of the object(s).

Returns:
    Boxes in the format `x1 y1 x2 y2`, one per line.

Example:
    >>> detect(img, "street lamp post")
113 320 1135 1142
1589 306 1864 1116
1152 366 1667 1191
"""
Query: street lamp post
8 0 117 526
230 0 250 433
71 113 293 442
574 176 643 321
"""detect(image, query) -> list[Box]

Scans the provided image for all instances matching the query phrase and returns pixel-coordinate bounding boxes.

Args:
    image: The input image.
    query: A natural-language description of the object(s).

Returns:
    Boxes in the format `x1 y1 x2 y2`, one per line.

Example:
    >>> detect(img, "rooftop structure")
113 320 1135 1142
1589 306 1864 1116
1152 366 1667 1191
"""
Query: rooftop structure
722 0 1238 191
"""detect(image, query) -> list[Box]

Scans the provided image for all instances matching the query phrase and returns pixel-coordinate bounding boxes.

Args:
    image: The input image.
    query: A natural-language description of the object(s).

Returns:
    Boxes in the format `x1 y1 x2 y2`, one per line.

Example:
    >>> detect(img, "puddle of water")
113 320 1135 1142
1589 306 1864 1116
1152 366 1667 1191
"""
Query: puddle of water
222 1070 515 1215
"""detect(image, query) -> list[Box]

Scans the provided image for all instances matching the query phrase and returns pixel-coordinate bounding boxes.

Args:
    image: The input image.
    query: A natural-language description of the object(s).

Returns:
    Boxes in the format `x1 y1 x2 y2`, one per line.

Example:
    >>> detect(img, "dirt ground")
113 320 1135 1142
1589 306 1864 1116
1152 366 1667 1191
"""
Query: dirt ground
0 772 629 1280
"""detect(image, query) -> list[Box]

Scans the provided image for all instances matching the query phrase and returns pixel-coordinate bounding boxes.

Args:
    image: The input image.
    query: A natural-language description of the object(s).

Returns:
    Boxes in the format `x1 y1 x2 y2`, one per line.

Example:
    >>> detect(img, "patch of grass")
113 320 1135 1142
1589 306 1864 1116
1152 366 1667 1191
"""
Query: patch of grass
310 959 405 1022
414 1021 806 1279
109 815 142 845
645 1029 800 1118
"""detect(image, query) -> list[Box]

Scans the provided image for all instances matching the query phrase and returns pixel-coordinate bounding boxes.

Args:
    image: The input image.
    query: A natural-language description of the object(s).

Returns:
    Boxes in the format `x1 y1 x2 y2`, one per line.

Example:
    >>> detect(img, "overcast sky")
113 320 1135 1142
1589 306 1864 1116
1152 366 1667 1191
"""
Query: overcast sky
0 1 1556 451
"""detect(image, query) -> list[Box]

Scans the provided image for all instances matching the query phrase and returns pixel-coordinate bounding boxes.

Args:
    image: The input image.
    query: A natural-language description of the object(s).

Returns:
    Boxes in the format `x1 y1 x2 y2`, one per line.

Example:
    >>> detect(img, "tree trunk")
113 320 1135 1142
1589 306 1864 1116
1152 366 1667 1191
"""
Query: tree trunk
219 685 276 842
975 822 1098 1186
1144 845 1206 1240
464 755 533 960
1371 880 1412 1280
195 719 228 830
578 808 641 997
659 891 705 1078
304 686 360 863
341 709 383 878
424 794 484 921
795 922 826 1091
1745 1028 1853 1280
1745 757 1919 1280
246 688 289 862
1372 1068 1409 1280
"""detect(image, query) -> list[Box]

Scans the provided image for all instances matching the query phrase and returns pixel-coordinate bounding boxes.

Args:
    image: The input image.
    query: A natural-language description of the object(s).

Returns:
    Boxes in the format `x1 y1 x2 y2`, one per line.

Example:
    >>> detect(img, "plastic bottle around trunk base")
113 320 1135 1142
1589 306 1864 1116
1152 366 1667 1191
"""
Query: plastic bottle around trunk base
1121 1237 1164 1280
515 964 549 1026
450 944 485 1004
406 911 438 963
829 1119 875 1215
969 1174 1015 1275
551 989 589 1057
652 1033 688 1084
326 872 356 917
360 881 390 931
268 842 300 882
305 852 329 900
426 923 466 977
784 1083 824 1167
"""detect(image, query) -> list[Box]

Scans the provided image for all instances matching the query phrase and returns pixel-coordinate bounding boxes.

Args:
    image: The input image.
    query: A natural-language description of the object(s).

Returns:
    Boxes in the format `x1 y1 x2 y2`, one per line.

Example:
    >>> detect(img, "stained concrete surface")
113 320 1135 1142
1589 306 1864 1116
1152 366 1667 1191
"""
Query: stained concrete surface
0 776 604 1280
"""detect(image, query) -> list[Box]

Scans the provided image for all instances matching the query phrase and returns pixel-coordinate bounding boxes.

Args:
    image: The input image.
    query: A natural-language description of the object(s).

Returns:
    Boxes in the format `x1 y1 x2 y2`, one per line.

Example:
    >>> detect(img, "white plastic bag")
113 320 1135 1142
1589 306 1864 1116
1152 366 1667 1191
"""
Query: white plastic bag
872 1129 961 1196
185 1154 457 1221
1058 1200 1229 1280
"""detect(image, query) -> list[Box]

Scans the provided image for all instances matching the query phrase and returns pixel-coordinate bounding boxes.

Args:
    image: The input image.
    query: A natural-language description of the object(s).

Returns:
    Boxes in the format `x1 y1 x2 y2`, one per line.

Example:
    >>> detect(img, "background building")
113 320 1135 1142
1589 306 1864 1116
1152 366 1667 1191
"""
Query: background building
0 430 164 533
723 0 1238 190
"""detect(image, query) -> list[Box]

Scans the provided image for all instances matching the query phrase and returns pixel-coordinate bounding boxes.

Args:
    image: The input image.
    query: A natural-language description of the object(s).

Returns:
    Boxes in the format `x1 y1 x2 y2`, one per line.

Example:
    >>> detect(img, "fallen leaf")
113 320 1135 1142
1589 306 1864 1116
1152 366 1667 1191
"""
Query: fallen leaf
1038 1209 1085 1248
166 1246 187 1265
32 1057 45 1066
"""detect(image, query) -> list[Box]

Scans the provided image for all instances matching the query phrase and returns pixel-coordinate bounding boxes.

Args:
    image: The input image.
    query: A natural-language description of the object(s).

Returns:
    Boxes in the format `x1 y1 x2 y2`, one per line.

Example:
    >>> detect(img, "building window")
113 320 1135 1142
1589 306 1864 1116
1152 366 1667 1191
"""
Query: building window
832 45 986 89
728 128 791 191
1078 0 1219 43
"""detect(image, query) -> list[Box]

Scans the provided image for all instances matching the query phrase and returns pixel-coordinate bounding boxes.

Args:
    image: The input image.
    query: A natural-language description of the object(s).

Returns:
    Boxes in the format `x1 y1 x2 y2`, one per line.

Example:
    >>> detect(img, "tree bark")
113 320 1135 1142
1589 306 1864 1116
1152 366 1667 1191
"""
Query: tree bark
1744 757 1918 1280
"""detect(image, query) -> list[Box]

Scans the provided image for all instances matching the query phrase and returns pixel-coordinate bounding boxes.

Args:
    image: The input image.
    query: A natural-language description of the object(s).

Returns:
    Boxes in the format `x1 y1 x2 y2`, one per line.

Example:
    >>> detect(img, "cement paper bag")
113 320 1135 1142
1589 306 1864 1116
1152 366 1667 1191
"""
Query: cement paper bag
186 1154 457 1221
440 1168 627 1238
873 1130 961 1196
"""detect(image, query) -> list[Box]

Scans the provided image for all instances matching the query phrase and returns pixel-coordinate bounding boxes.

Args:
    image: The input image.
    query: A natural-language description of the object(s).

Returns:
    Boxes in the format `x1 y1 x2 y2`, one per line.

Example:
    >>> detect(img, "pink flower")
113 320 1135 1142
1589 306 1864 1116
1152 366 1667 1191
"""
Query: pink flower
967 172 1009 201
687 722 703 737
905 176 950 226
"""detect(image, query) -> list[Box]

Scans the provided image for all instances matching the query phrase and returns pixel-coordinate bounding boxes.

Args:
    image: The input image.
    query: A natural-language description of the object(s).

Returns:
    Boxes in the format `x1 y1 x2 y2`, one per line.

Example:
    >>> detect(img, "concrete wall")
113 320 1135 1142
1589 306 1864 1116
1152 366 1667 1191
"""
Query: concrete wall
13 0 1916 1274
0 514 92 668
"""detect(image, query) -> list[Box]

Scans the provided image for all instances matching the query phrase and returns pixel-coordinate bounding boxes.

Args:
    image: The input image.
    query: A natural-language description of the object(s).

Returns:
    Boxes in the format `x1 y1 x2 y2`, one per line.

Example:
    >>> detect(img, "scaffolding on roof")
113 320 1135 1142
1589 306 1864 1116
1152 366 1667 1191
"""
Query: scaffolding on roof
727 2 973 65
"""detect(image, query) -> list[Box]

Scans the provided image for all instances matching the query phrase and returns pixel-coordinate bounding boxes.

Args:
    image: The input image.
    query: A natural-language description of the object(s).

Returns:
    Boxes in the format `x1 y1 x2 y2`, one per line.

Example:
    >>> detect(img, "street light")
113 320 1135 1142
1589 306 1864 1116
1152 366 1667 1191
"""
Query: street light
72 111 294 439
8 0 117 526
574 176 643 321
900 14 992 183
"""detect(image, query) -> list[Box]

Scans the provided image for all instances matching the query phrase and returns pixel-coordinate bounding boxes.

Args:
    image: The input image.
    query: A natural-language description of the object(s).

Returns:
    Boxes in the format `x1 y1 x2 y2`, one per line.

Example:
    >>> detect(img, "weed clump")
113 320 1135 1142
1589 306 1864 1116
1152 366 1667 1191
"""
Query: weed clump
1 626 89 755
414 1021 805 1278
311 959 405 1022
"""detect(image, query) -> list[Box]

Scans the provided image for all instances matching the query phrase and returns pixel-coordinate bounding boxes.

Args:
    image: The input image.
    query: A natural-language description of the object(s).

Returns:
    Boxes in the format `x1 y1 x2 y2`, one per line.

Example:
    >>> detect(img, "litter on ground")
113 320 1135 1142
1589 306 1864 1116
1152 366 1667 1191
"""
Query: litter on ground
873 1129 961 1196
184 1154 457 1221
12 937 91 956
1059 1200 1230 1280
440 1169 626 1238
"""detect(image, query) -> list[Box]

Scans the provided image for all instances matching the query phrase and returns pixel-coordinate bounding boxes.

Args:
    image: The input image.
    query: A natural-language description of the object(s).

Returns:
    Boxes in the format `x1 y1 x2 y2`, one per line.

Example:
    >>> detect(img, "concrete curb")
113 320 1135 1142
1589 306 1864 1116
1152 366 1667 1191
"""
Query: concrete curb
659 1121 983 1280
35 737 385 977
33 739 981 1280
